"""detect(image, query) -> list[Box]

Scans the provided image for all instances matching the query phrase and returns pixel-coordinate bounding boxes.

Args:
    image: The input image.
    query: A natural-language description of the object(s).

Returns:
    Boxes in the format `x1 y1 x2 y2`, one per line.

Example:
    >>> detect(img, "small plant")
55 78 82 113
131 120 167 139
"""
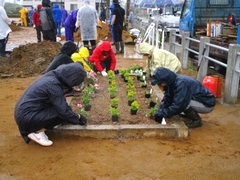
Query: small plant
109 107 120 117
146 106 158 117
145 90 151 98
108 70 115 81
130 101 140 111
77 104 88 118
126 83 135 92
140 81 147 87
108 84 117 98
81 87 92 107
110 98 119 108
127 90 136 101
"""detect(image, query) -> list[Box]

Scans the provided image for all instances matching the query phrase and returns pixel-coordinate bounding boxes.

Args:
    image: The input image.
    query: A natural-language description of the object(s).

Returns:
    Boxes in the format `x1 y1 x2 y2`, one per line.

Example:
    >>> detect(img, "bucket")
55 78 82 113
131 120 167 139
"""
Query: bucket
202 75 222 98
202 76 218 97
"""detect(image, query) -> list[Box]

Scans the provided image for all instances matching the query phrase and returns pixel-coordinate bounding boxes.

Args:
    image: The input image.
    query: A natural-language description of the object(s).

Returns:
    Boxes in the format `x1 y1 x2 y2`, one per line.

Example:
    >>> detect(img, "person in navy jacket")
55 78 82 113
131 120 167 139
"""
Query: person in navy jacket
151 67 215 128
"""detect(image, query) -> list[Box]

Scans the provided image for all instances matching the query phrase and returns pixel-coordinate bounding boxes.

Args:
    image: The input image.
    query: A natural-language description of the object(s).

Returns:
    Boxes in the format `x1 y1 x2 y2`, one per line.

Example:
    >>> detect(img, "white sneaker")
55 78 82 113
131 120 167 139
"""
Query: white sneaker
28 132 53 146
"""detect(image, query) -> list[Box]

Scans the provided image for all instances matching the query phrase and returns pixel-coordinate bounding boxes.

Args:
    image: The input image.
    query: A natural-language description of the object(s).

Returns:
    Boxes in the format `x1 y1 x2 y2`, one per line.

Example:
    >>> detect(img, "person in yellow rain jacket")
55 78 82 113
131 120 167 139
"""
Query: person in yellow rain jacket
139 42 182 76
71 46 93 72
19 7 28 27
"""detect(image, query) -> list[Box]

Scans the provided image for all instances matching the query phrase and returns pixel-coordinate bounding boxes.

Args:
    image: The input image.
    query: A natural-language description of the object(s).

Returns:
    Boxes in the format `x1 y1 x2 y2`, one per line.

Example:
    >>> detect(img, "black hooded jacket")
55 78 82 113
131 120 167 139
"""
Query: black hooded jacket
45 41 78 73
151 67 216 117
14 63 86 133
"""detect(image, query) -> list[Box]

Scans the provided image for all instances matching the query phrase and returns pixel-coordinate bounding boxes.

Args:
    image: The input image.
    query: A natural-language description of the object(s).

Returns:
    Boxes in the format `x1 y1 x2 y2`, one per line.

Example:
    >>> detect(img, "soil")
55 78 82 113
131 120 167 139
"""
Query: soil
0 24 240 180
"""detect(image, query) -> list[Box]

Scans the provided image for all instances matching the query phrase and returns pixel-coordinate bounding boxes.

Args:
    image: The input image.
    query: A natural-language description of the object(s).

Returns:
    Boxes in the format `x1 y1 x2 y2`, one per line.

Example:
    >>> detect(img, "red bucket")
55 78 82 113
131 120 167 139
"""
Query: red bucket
202 76 218 97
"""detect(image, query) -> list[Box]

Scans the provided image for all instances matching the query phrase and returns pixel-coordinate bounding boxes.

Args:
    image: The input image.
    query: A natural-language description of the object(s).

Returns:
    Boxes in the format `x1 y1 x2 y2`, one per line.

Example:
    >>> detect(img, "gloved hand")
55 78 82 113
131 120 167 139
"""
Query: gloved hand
101 71 108 76
154 115 163 124
79 114 87 125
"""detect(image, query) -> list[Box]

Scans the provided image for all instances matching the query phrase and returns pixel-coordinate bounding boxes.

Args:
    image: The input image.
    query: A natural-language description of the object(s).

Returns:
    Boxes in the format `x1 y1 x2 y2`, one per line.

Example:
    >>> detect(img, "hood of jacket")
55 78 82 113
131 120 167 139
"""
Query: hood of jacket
60 41 78 56
100 41 112 51
151 67 177 86
139 42 154 55
0 0 5 7
42 0 51 7
37 4 42 10
53 3 59 8
108 3 114 9
53 63 86 87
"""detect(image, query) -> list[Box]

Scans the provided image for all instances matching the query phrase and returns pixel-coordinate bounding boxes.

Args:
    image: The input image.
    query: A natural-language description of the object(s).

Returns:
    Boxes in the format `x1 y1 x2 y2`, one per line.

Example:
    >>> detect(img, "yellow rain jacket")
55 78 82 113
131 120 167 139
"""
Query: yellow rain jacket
139 42 182 75
71 47 92 72
19 7 28 26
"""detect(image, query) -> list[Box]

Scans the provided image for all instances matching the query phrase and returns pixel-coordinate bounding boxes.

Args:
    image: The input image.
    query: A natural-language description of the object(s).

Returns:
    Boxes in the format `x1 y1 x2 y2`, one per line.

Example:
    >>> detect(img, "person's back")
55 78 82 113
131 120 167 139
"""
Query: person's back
61 6 68 27
52 3 62 35
64 9 78 41
40 0 56 41
33 4 43 42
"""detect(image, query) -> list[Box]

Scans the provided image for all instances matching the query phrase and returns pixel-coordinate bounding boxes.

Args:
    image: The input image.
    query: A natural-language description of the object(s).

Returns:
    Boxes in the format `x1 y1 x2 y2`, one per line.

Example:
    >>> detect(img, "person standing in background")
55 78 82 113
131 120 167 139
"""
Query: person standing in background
28 6 34 26
19 6 28 27
64 9 78 42
61 6 68 27
108 3 115 45
32 4 43 43
110 0 126 54
40 0 56 42
75 0 98 54
0 0 13 57
128 9 134 30
52 3 62 36
99 6 106 22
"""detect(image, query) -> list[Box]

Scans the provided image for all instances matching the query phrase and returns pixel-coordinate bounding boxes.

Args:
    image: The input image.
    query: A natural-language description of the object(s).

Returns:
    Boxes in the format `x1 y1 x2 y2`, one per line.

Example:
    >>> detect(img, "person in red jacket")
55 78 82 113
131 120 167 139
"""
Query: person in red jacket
32 4 43 43
89 41 116 76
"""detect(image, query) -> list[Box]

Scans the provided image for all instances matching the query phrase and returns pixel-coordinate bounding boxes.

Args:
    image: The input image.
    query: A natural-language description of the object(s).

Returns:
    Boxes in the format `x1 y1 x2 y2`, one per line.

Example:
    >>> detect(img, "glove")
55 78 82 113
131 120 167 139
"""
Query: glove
154 115 163 124
79 114 87 125
101 71 108 76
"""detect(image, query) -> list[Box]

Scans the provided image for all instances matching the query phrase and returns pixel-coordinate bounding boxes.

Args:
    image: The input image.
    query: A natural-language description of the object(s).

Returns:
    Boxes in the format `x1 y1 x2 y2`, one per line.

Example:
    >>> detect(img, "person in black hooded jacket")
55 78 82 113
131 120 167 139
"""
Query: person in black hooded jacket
45 41 78 73
14 63 87 147
151 67 215 128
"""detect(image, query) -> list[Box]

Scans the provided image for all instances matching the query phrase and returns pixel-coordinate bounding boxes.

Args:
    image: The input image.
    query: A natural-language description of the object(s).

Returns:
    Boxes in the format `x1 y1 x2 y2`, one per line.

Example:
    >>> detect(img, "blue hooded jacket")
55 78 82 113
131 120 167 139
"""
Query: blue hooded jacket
151 67 215 117
52 4 62 23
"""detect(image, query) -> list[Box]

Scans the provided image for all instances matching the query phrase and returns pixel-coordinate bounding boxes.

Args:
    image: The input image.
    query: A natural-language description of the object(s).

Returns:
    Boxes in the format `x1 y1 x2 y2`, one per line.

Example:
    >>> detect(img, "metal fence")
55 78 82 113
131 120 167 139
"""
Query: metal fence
168 30 240 104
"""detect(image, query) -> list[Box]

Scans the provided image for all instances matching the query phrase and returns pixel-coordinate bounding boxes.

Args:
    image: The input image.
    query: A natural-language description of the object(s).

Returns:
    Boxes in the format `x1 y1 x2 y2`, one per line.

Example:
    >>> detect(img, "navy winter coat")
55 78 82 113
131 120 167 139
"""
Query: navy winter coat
151 67 216 118
14 63 86 141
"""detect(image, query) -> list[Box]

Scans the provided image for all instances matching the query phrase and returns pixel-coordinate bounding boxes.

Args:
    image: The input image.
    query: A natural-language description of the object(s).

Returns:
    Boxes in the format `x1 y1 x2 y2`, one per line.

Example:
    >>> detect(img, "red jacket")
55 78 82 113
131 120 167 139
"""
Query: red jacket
33 4 42 26
89 41 116 72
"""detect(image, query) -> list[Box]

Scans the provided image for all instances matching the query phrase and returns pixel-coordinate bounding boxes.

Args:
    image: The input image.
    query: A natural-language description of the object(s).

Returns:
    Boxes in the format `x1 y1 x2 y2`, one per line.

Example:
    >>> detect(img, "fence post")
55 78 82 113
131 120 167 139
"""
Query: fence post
169 30 176 54
180 31 190 69
196 37 210 82
224 44 240 104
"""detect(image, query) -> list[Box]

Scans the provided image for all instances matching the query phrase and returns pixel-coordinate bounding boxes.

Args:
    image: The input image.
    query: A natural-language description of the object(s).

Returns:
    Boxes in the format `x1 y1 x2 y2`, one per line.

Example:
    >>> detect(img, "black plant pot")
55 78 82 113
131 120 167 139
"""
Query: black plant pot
130 109 137 115
145 93 151 98
112 115 119 123
114 69 119 74
128 100 134 106
84 105 92 111
149 101 156 108
141 85 147 88
137 76 141 80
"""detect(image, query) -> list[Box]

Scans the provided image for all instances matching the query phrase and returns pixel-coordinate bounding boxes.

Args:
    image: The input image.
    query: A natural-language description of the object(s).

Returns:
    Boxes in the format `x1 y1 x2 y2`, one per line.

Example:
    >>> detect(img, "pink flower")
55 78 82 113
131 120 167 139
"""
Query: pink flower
77 103 83 108
94 84 99 89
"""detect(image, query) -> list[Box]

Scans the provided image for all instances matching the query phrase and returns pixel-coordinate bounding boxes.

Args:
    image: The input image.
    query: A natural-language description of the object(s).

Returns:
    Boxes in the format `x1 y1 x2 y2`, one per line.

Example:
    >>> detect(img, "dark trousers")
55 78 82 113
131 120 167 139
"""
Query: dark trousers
35 26 42 42
0 34 9 56
42 29 56 42
100 57 111 71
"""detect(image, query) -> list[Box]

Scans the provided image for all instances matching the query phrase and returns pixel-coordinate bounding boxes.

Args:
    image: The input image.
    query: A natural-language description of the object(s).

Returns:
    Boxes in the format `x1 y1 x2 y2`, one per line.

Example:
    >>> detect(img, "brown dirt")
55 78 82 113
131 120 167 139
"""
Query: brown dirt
0 25 240 180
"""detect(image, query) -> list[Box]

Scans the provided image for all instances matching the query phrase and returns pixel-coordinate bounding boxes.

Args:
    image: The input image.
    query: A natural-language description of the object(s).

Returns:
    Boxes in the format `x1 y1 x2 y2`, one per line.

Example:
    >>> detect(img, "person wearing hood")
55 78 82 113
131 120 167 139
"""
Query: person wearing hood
64 9 78 42
14 63 87 146
32 4 43 43
52 3 62 35
151 67 216 128
19 6 28 27
0 0 13 57
45 41 78 73
40 0 56 42
89 41 116 76
71 46 92 72
75 0 98 52
139 42 182 76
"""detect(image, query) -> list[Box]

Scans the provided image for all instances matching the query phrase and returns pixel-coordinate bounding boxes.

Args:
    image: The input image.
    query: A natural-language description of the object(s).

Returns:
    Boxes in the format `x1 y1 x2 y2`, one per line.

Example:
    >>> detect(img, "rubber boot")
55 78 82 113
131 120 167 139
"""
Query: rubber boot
120 41 124 53
115 42 120 54
183 107 202 128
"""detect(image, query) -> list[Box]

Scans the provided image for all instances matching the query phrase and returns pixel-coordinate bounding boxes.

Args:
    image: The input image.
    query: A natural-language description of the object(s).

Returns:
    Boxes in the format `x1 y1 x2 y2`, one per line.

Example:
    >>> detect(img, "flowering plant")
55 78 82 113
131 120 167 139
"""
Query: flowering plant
130 101 140 111
110 97 119 108
127 90 136 101
77 104 88 118
109 107 120 116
